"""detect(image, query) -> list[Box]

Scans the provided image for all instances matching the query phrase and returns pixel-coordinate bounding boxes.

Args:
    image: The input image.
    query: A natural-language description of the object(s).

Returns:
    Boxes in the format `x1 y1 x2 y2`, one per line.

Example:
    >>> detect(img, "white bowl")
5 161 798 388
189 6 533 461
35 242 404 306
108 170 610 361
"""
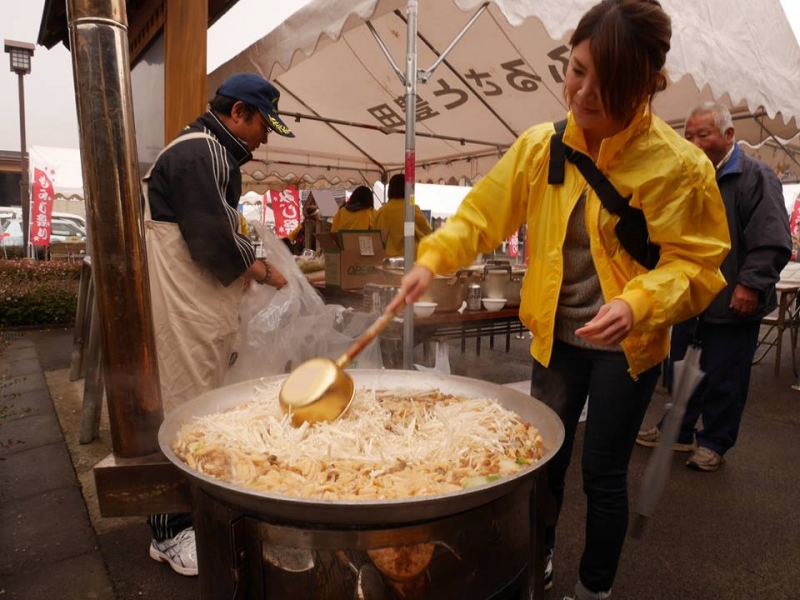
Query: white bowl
413 302 438 317
482 298 507 312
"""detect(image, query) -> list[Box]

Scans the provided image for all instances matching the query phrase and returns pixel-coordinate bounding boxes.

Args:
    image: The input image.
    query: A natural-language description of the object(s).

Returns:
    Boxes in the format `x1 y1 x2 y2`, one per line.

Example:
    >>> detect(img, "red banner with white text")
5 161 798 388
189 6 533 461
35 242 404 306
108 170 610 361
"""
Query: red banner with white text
790 195 800 260
29 167 56 246
507 230 519 258
270 187 302 238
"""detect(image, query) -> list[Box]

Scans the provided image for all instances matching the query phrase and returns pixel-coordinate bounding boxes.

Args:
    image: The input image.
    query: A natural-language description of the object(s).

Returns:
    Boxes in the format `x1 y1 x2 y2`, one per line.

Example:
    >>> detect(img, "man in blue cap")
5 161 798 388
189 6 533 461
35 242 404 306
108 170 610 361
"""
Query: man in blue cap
141 73 294 576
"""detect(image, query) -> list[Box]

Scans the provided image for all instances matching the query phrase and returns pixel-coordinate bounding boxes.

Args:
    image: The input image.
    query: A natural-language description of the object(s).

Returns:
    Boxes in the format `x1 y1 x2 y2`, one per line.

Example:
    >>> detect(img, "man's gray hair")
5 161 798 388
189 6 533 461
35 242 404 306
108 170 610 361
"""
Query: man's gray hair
686 101 734 133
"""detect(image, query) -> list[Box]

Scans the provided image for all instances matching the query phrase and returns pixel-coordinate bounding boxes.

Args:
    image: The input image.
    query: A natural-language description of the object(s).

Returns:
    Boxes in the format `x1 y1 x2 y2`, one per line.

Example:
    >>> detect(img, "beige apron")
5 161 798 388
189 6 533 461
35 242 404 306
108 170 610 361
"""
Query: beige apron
143 133 244 414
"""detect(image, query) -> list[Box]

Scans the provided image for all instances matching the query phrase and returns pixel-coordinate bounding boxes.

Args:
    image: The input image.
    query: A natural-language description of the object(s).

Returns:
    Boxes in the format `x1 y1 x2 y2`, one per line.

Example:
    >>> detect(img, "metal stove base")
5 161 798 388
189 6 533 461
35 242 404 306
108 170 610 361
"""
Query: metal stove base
192 472 549 600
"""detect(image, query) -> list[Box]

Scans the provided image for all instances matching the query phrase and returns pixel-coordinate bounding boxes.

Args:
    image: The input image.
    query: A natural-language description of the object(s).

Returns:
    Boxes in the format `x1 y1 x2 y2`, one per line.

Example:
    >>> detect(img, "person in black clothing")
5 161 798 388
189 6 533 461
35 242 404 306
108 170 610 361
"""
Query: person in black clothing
142 73 294 576
636 101 791 471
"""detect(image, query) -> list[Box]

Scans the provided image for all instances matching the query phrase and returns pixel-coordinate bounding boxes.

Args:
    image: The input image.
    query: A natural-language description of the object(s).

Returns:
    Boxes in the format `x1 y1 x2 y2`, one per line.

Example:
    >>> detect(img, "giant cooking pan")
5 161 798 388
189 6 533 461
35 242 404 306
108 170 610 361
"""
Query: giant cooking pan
159 370 564 526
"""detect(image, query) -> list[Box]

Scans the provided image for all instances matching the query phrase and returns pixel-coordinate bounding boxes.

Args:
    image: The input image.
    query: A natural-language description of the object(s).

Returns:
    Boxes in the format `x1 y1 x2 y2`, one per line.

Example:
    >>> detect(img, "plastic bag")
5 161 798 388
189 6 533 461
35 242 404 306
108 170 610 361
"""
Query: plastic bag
414 339 451 374
224 224 382 385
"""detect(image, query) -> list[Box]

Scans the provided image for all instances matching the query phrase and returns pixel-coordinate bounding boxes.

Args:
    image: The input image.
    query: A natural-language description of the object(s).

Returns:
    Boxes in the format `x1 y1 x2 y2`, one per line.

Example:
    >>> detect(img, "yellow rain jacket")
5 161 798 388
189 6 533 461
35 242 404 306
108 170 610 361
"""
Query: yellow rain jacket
417 107 731 377
375 198 433 257
331 207 376 233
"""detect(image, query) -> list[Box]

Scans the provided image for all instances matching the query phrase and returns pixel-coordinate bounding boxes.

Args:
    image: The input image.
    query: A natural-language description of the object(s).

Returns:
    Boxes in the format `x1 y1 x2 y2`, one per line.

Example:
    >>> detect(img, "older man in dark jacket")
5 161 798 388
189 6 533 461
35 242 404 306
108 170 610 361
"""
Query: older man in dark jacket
637 102 791 471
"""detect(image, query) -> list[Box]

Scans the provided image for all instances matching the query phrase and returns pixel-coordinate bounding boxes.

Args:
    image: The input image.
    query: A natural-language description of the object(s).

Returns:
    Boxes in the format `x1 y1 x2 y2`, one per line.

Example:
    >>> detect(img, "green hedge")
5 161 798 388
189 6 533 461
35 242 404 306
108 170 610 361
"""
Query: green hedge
1 246 53 261
0 259 82 327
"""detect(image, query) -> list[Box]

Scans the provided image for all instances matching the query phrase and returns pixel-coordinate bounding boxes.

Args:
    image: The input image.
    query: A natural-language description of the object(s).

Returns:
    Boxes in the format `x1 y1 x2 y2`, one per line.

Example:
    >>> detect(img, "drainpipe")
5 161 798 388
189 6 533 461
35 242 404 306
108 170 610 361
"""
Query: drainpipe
67 0 163 457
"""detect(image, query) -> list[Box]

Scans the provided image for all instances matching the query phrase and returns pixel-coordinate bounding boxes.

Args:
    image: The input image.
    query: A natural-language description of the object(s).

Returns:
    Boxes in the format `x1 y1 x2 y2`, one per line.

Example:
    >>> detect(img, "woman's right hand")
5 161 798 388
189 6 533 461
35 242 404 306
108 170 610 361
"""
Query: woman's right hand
386 265 435 313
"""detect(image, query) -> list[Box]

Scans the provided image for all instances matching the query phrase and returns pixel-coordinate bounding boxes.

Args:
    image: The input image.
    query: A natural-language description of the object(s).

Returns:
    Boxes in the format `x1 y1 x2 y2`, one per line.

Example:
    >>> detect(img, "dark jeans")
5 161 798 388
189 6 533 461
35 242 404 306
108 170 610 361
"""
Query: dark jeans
532 340 659 594
147 513 193 542
661 318 760 454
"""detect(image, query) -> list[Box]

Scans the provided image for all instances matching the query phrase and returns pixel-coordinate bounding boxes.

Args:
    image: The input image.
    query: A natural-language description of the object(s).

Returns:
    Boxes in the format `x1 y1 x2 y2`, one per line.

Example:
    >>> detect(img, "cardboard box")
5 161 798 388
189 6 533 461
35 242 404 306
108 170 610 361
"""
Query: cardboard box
316 230 386 290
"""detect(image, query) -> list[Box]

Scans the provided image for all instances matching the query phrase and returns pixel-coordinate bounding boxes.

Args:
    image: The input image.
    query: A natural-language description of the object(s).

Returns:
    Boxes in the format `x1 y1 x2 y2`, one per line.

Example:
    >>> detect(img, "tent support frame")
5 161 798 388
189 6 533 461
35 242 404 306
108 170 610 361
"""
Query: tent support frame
368 0 489 369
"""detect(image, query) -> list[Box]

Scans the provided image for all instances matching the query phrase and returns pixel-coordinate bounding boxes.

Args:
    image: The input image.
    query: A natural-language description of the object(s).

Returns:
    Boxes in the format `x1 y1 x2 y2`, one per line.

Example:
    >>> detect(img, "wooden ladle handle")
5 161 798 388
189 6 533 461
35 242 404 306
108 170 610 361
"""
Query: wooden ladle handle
336 303 405 369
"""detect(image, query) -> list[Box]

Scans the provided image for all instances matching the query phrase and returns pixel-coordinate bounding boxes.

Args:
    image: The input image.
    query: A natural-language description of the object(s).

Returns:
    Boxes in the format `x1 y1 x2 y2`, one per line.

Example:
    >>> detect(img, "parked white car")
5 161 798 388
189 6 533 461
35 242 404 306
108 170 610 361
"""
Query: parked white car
0 206 86 235
1 219 23 246
1 217 86 246
50 218 87 241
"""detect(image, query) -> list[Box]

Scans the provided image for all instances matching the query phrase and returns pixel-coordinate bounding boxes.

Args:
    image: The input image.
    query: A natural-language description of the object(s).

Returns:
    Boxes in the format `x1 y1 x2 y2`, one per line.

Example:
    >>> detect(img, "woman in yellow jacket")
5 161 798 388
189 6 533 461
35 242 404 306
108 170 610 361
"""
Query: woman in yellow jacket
331 185 376 233
389 1 730 599
374 173 433 257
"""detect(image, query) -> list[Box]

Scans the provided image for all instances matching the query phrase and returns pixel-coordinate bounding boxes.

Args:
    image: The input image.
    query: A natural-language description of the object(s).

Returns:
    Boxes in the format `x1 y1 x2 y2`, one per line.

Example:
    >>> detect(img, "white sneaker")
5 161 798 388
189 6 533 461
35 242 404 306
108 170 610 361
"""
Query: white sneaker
544 553 554 590
149 527 198 576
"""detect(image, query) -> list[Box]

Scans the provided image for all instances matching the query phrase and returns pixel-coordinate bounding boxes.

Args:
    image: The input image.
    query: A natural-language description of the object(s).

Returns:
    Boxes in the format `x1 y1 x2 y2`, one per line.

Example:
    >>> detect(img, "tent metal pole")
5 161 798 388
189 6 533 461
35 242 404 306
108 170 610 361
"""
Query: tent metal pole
753 118 800 171
277 110 504 148
367 1 505 368
402 0 419 370
418 2 488 81
277 84 388 172
366 20 405 83
394 8 519 138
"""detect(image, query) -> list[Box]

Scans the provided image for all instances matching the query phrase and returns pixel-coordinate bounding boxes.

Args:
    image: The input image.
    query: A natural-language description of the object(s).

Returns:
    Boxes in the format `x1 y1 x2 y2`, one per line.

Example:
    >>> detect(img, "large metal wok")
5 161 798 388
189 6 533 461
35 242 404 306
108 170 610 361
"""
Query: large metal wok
159 370 564 526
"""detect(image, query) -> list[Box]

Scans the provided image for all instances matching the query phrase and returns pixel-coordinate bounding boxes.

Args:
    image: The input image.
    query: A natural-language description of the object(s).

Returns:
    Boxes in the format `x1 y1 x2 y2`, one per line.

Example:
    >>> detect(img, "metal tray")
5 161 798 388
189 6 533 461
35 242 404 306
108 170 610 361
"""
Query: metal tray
159 370 564 526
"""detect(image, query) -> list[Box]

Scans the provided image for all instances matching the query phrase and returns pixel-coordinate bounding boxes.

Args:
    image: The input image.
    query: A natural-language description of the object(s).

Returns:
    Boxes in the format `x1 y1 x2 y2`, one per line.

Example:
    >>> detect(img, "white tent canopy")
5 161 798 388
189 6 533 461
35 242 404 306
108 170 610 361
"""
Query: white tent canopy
784 183 800 214
238 191 276 224
415 183 472 218
239 190 265 205
373 181 471 218
211 0 800 191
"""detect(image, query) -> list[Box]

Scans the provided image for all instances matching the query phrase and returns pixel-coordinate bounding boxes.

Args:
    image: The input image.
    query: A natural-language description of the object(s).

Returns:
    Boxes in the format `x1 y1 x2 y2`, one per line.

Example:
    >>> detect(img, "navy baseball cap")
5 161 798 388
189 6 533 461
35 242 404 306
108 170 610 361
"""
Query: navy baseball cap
216 73 294 138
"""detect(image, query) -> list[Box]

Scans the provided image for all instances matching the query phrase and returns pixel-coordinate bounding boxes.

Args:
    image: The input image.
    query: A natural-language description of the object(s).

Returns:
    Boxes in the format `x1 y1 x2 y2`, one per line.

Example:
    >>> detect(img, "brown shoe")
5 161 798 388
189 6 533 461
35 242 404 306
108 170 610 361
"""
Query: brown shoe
635 427 695 452
686 446 725 472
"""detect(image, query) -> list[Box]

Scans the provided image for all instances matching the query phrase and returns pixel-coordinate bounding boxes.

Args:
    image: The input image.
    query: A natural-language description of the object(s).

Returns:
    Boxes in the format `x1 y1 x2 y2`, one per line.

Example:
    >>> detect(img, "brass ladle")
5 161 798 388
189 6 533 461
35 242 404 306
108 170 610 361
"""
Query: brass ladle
279 304 404 426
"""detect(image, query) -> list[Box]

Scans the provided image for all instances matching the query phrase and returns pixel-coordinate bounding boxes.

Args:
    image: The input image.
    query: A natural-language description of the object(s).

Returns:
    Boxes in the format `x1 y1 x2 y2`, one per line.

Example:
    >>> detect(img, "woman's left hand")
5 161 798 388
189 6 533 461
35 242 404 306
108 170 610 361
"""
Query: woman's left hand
575 299 633 347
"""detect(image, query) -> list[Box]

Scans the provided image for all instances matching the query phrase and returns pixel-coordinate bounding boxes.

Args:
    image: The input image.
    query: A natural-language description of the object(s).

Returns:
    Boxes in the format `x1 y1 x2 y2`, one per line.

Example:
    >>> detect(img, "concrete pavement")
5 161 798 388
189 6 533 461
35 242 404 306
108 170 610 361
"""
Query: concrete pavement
0 328 197 600
1 325 798 599
0 329 114 600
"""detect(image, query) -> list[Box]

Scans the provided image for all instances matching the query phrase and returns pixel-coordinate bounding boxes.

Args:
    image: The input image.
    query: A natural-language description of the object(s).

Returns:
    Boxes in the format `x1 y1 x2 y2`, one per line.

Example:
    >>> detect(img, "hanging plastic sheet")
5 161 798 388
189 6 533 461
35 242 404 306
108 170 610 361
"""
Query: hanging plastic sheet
224 224 383 385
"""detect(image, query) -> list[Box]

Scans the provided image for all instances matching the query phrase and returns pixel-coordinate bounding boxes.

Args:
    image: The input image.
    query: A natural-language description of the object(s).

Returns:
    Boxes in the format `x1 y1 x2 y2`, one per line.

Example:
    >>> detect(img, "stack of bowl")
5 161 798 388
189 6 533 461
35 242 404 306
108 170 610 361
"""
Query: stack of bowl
482 298 506 312
413 302 438 317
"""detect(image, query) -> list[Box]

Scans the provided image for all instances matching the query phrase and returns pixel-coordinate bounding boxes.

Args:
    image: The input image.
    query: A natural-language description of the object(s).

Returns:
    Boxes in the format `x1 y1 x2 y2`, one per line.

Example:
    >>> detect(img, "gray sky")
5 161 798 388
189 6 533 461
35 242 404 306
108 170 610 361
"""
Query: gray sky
1 0 798 152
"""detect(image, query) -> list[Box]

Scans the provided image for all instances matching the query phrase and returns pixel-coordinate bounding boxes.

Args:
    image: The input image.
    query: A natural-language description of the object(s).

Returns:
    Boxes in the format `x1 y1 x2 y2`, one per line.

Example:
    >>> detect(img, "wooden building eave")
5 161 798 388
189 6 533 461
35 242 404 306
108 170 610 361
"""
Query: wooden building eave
37 0 241 63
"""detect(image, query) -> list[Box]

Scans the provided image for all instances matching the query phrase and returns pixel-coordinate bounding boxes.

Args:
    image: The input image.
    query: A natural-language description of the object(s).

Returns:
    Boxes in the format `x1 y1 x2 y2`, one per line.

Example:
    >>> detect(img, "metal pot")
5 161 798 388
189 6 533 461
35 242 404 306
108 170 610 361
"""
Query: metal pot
381 262 467 312
420 275 468 312
158 370 564 526
466 263 526 307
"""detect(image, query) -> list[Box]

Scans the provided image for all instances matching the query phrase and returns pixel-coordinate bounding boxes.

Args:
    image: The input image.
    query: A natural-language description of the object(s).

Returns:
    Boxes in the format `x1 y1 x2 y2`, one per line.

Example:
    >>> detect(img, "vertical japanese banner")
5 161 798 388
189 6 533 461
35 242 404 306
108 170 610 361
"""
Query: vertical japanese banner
261 193 268 227
790 194 800 260
270 187 301 238
524 232 530 266
29 166 56 246
507 230 519 258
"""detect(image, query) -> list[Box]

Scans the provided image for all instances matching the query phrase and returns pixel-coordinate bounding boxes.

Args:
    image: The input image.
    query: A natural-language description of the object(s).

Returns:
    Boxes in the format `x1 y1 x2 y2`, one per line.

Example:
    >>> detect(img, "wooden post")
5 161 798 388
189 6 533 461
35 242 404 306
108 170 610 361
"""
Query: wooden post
164 0 208 142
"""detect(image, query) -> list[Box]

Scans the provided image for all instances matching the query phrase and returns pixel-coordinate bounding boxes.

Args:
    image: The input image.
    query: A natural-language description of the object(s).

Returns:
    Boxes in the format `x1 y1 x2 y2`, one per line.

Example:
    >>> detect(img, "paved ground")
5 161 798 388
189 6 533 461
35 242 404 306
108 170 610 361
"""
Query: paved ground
1 323 798 599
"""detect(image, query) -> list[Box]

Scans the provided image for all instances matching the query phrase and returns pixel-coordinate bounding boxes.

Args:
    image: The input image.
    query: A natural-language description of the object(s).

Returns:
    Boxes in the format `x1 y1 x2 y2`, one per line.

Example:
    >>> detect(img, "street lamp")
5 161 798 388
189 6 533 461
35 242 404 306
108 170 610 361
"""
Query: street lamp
4 40 35 258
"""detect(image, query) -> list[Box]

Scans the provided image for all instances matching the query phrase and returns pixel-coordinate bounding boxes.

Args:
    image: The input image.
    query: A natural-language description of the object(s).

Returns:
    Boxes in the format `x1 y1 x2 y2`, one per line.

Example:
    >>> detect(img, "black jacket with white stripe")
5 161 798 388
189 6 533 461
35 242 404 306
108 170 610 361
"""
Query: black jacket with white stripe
145 111 255 287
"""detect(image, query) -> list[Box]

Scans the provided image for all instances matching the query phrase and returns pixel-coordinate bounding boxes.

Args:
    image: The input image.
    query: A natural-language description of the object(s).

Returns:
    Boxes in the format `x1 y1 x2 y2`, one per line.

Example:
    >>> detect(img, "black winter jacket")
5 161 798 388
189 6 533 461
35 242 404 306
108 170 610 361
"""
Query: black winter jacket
145 111 256 286
702 143 791 323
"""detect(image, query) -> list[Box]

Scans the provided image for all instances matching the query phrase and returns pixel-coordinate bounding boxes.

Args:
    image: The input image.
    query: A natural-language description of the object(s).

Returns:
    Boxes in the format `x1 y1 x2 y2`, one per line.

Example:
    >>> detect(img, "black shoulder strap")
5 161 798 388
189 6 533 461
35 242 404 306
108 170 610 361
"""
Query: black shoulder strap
566 151 630 214
547 120 660 270
547 119 630 215
548 119 568 185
